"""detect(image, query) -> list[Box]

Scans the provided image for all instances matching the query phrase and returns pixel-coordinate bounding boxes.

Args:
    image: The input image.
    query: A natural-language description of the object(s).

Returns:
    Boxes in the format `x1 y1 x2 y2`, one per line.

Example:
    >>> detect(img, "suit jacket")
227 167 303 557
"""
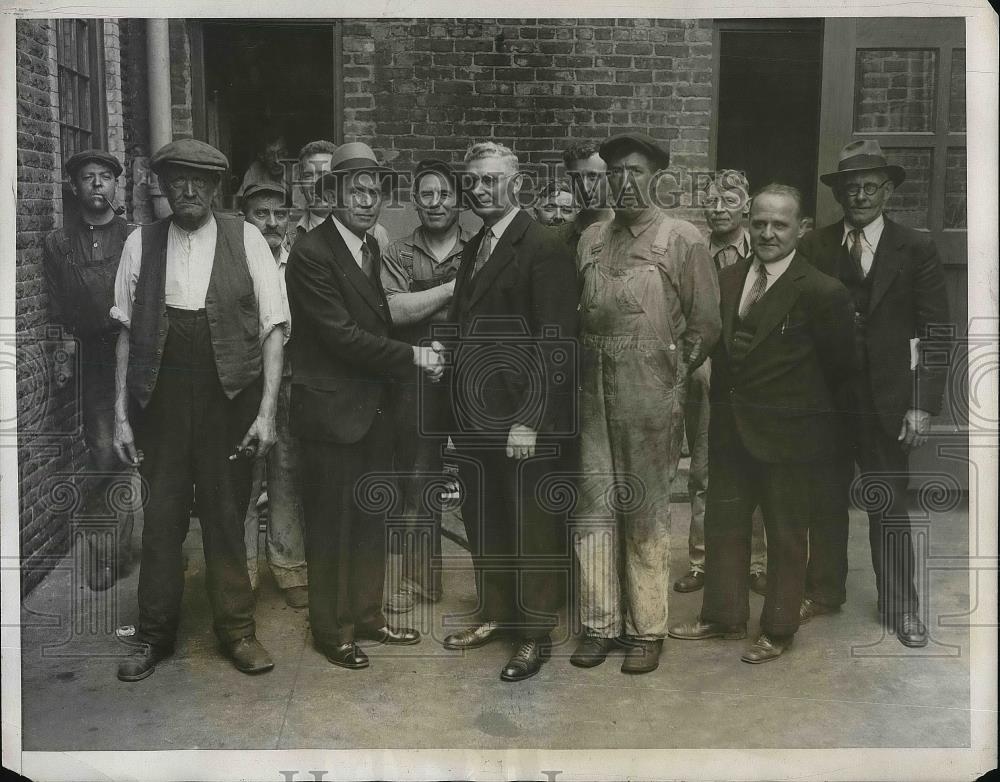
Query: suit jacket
285 216 414 444
709 252 857 464
447 209 578 439
799 216 950 437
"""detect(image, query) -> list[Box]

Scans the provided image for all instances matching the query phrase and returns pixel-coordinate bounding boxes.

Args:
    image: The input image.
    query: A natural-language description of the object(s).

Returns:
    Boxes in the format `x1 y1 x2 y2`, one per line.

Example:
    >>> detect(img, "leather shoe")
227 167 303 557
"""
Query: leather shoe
226 635 275 674
356 625 421 645
892 612 928 648
570 634 617 668
323 641 369 670
750 571 768 596
443 621 506 650
799 598 841 624
620 638 663 674
283 586 309 609
385 586 415 615
673 570 705 593
500 636 550 682
117 642 173 682
667 617 747 640
741 633 792 664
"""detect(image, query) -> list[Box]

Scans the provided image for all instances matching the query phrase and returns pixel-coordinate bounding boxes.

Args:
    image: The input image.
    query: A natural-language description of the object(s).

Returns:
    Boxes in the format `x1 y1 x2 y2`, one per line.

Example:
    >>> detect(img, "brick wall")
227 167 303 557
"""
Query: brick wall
121 19 153 224
854 48 937 133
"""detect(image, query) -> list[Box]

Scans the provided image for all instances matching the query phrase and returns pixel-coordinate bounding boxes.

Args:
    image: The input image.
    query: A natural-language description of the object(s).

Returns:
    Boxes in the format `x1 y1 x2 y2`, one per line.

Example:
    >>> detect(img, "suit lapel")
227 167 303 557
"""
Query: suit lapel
450 226 484 319
319 218 386 321
465 210 529 309
867 217 904 315
746 254 805 354
722 257 752 357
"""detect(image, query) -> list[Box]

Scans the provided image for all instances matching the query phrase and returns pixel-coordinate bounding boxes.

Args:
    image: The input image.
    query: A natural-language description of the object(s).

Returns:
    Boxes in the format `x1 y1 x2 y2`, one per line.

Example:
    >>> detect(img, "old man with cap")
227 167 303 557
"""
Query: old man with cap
285 141 444 671
570 133 720 674
43 148 136 592
798 140 950 648
111 138 287 681
240 182 309 609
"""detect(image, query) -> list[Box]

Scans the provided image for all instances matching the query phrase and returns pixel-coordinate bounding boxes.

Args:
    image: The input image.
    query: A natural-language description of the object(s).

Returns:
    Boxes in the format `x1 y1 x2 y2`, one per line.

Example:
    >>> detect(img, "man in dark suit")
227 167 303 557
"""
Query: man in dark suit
668 184 856 663
284 142 445 670
798 140 951 648
441 141 578 682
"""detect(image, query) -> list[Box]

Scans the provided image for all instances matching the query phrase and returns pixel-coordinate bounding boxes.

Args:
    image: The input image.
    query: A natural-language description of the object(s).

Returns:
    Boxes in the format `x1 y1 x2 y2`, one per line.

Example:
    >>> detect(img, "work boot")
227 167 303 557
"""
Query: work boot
620 638 663 674
117 642 173 682
673 570 705 593
283 585 309 609
570 634 617 668
225 635 274 674
750 571 768 596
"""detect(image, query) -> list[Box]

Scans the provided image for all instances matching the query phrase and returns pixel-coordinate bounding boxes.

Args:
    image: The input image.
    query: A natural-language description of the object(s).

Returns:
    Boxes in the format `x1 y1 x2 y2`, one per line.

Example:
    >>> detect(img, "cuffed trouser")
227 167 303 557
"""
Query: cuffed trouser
133 308 259 649
685 358 766 575
575 335 686 640
244 378 308 590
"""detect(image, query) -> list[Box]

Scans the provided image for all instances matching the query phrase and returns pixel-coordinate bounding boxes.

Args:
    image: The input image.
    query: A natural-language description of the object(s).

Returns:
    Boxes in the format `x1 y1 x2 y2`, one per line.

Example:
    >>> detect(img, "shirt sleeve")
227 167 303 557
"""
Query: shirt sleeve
371 222 390 254
380 241 413 297
242 222 289 341
110 227 144 329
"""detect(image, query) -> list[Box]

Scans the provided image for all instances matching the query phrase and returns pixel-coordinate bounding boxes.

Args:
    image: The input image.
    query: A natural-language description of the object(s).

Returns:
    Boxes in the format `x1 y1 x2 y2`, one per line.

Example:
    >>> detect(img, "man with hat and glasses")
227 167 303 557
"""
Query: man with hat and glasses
111 139 287 681
43 149 136 592
798 140 950 648
285 142 444 670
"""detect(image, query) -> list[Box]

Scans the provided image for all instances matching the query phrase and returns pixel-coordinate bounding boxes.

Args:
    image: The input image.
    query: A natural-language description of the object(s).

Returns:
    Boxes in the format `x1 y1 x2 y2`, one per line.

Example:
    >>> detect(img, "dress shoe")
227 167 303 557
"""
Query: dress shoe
225 635 275 674
667 617 747 640
500 636 550 682
740 633 792 664
356 625 421 645
799 598 841 624
384 586 415 615
673 570 705 593
323 641 369 670
570 634 617 668
620 638 663 674
443 621 506 650
117 642 173 682
750 571 768 596
283 585 309 609
892 612 928 648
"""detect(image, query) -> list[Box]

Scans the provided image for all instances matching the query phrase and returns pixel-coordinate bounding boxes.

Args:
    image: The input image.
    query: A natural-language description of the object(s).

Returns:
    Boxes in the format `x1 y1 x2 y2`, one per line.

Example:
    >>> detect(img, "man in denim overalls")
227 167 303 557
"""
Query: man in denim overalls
571 134 721 674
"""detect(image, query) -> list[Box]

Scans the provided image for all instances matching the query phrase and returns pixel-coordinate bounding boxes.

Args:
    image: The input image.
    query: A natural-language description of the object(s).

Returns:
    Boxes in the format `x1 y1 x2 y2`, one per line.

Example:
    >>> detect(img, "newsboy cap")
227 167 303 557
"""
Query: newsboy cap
820 139 906 187
241 181 288 203
599 133 670 171
65 148 123 178
150 138 229 174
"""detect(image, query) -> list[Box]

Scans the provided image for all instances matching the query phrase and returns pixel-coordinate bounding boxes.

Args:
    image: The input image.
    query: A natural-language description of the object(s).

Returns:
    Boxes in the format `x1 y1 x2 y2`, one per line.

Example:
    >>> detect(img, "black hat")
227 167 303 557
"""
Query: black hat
151 138 229 174
64 149 123 178
819 139 906 187
599 133 670 171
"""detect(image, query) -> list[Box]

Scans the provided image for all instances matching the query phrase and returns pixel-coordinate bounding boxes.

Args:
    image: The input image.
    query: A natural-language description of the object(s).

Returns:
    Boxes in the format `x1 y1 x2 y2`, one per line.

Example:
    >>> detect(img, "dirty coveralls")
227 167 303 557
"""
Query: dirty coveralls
575 210 720 640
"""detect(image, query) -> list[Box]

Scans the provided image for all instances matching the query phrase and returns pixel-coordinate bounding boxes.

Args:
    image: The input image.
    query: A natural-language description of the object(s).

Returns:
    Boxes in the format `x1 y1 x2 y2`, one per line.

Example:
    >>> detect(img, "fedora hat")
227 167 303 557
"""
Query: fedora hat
315 142 393 194
820 139 906 187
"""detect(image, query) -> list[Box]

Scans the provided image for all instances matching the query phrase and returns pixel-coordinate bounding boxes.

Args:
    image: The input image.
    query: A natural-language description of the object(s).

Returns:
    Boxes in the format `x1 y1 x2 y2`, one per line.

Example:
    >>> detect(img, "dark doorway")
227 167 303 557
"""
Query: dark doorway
201 21 337 202
715 23 823 218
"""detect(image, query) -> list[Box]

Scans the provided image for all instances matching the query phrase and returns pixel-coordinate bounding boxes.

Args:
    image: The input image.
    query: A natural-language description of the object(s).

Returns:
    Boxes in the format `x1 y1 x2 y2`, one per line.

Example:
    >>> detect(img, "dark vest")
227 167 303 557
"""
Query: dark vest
127 214 263 408
836 244 875 368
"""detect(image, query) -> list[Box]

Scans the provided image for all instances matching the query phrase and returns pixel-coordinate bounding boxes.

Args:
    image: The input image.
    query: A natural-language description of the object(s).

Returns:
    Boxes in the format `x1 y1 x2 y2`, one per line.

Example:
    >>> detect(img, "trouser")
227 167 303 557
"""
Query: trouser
684 358 766 575
244 378 308 590
77 331 137 577
575 335 686 640
701 434 832 638
133 308 259 649
300 408 392 648
454 441 568 639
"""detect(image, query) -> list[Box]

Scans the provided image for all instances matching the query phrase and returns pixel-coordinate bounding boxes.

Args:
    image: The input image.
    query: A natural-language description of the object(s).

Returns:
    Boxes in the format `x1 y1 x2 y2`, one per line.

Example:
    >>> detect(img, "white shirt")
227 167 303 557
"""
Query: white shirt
297 211 390 253
841 213 885 277
275 239 291 339
112 216 287 341
479 207 521 259
738 250 796 316
331 215 368 269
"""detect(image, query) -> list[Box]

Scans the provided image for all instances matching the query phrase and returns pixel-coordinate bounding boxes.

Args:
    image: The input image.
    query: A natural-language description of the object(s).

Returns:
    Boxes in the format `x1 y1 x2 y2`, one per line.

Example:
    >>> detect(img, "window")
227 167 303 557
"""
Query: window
56 19 108 162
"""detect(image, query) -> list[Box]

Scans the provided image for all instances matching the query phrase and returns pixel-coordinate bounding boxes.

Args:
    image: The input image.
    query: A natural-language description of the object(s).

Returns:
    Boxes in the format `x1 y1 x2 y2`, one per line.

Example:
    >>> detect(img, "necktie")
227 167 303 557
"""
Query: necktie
714 245 740 271
471 230 492 278
739 263 768 320
360 240 374 280
849 227 866 278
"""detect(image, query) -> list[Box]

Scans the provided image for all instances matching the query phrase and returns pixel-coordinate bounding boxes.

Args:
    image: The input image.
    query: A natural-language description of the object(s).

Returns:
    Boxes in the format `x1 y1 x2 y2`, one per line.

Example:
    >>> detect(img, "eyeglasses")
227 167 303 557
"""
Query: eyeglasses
843 180 891 197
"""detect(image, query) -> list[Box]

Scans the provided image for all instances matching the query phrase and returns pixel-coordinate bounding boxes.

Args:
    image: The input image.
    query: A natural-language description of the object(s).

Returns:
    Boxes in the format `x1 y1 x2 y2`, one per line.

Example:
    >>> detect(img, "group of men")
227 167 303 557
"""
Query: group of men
41 126 949 684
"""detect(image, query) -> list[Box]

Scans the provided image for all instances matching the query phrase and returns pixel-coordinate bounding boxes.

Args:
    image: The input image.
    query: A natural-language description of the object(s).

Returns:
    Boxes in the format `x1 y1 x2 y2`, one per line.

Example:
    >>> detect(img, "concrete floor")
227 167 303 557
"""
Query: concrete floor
20 494 971 750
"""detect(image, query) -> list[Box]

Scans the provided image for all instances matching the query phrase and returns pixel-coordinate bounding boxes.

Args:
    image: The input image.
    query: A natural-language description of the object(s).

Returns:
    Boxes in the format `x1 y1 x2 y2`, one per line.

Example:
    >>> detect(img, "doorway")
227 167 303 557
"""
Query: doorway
714 22 823 218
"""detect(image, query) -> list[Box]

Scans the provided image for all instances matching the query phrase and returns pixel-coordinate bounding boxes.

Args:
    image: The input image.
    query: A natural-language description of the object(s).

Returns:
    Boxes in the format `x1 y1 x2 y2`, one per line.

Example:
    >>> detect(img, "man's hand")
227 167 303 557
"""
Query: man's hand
113 416 141 467
898 408 931 451
53 338 76 389
238 414 277 459
413 341 446 383
506 423 537 460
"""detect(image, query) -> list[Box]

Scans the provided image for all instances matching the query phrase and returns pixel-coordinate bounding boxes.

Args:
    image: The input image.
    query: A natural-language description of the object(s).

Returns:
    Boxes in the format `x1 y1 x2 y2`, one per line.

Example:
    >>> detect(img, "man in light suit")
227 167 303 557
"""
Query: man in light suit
284 142 444 670
669 184 856 663
798 140 951 648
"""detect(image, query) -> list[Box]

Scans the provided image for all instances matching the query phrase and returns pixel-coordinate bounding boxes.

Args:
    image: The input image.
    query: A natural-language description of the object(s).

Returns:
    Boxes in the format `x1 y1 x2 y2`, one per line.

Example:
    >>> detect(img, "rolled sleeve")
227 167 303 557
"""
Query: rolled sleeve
380 240 413 297
242 222 289 341
110 227 143 329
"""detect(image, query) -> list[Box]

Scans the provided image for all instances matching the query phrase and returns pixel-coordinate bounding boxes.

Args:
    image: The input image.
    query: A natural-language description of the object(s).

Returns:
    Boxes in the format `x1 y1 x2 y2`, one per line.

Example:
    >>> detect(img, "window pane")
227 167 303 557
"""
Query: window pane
949 49 966 132
59 70 75 127
77 20 90 75
883 147 933 229
77 74 91 132
944 147 967 229
854 49 937 133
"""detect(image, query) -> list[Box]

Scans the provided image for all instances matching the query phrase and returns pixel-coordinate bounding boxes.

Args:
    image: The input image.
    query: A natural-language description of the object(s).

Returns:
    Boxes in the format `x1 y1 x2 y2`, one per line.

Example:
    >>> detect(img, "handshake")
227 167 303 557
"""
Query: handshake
412 340 447 383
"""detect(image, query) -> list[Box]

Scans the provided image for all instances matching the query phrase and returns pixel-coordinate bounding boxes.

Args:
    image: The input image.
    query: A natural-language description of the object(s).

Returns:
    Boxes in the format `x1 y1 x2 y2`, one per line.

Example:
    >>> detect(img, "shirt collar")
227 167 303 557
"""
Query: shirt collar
842 213 885 247
297 210 325 232
410 224 472 263
331 215 366 261
612 207 660 238
276 239 290 267
486 207 521 243
169 213 216 240
755 249 796 279
709 228 751 259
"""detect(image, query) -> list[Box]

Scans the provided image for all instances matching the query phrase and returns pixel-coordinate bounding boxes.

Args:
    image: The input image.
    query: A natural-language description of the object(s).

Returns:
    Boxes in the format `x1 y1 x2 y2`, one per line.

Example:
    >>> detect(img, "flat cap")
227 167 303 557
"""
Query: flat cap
599 133 670 171
151 138 229 174
65 148 123 178
241 181 288 202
